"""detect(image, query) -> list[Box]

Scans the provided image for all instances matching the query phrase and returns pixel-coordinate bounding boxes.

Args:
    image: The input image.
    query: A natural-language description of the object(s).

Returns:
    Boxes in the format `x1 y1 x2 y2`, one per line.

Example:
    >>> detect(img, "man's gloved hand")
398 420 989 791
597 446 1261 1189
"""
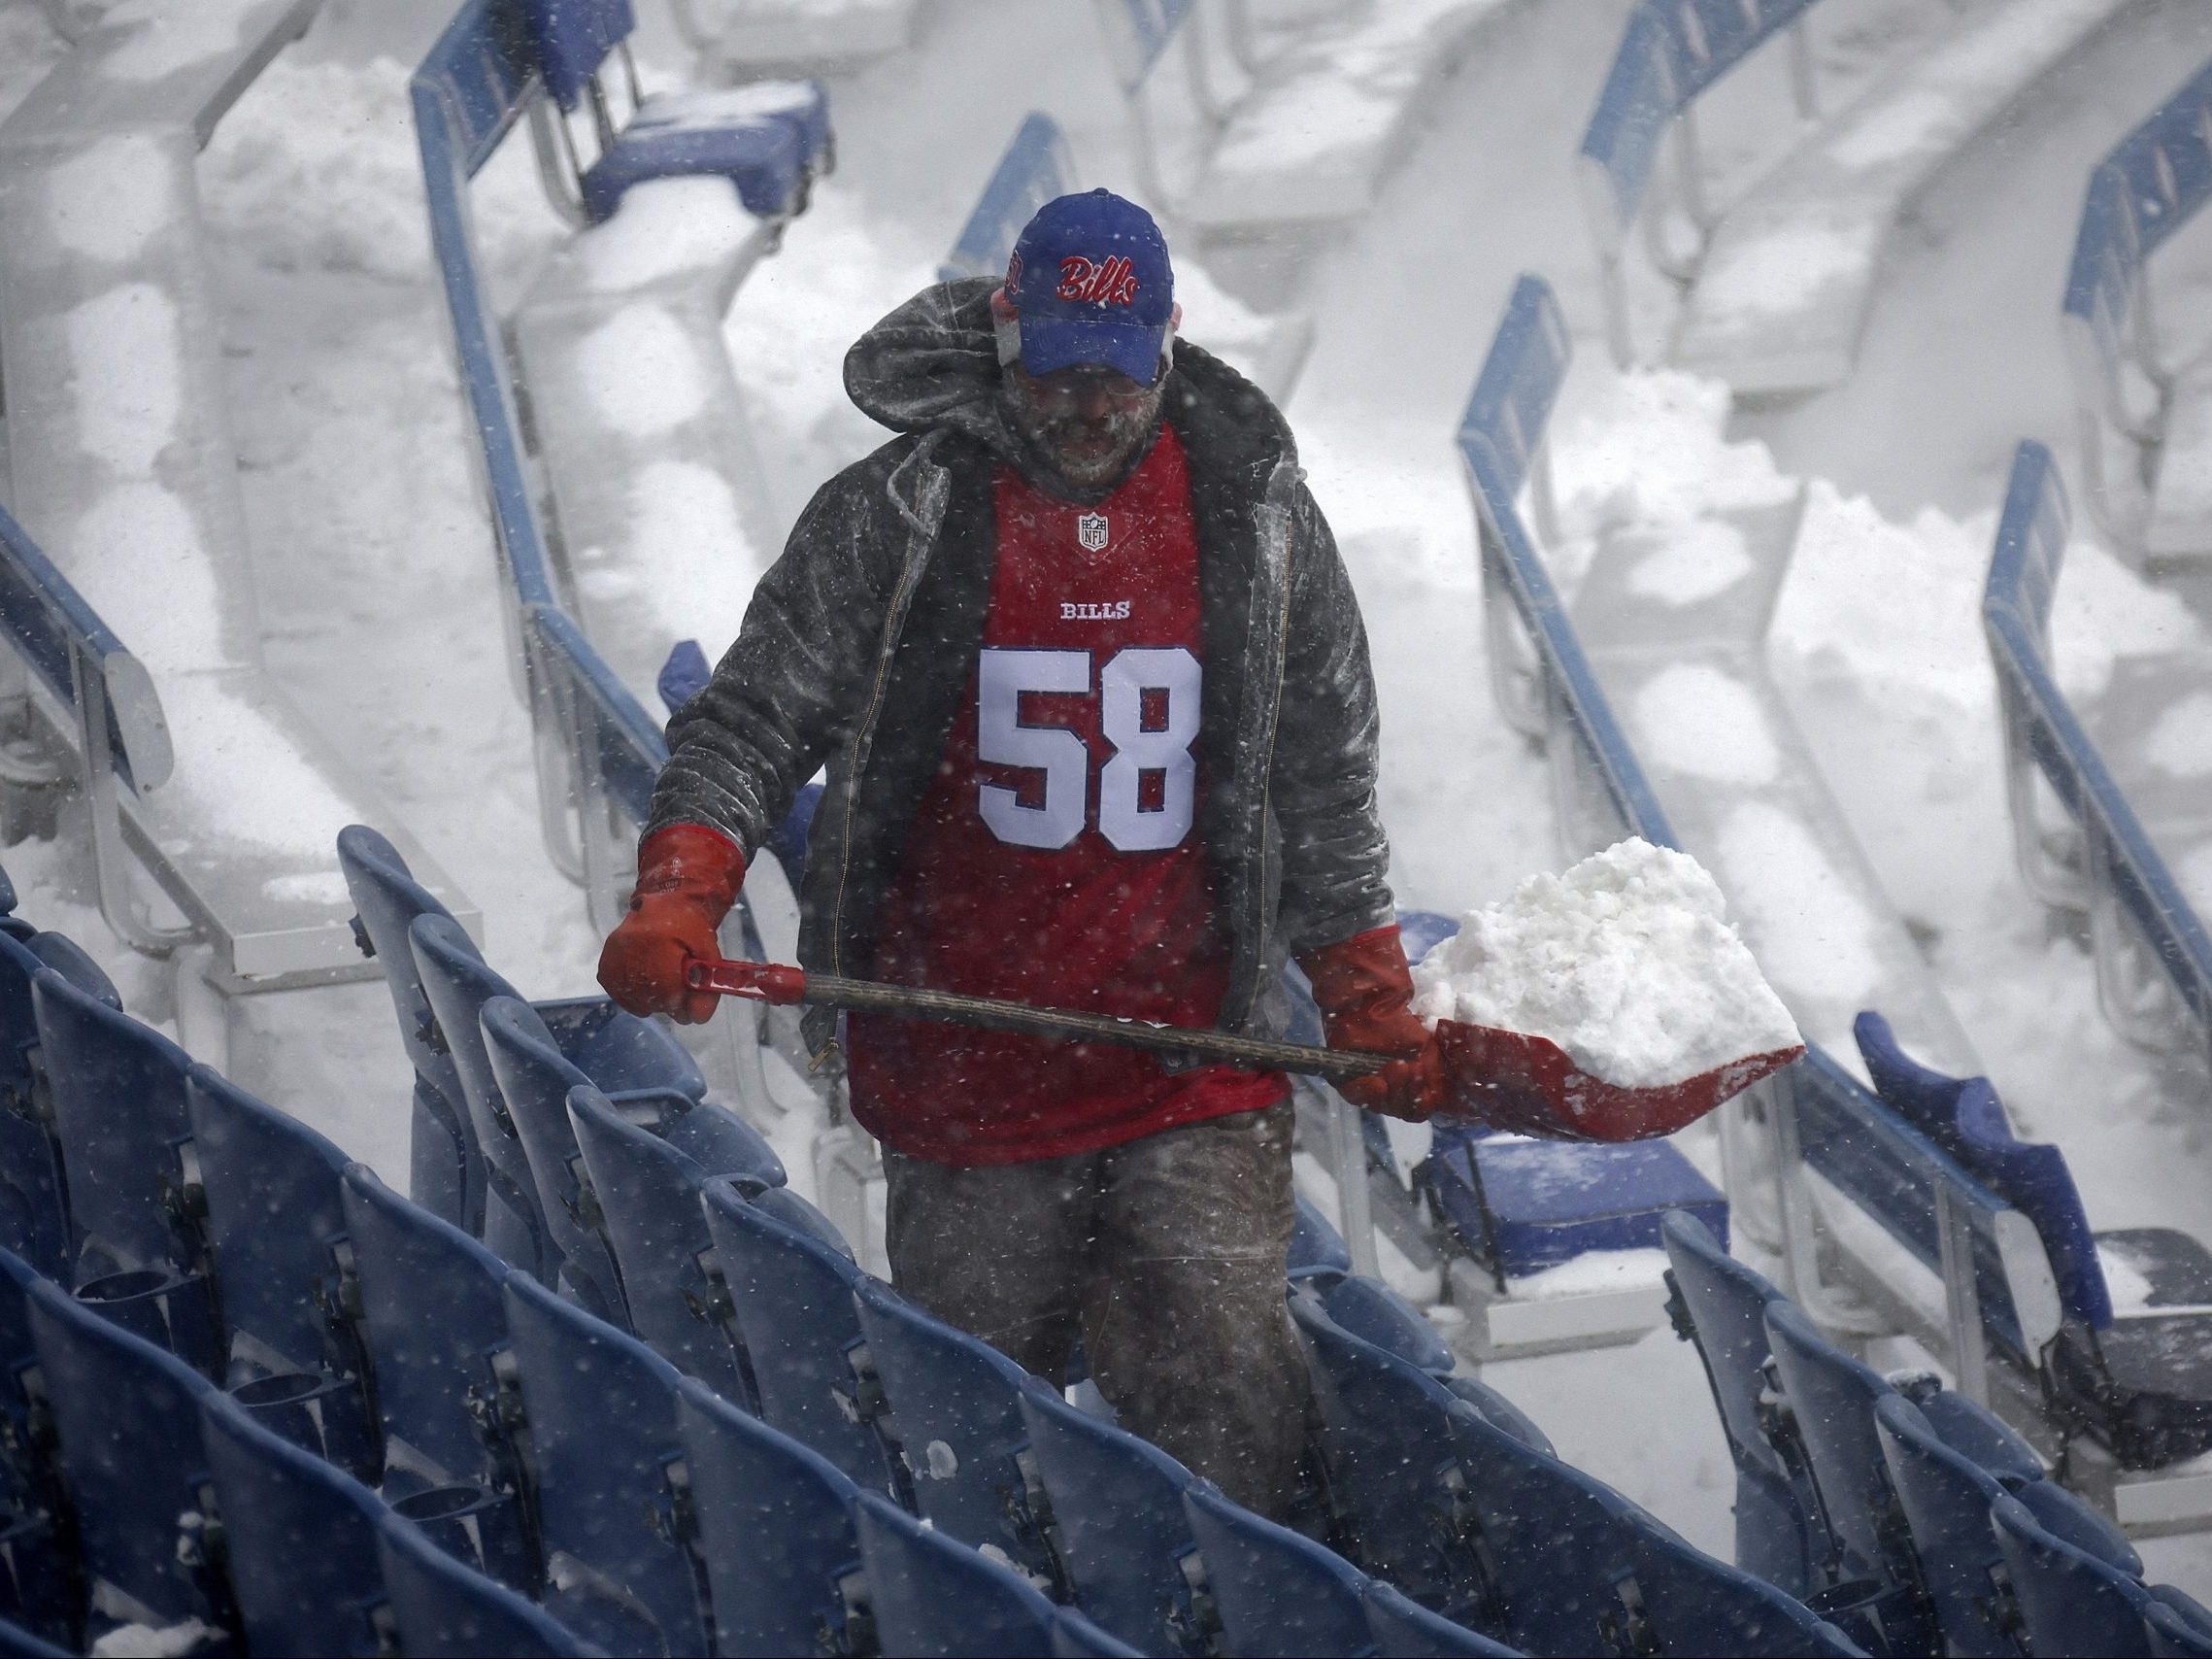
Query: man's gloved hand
597 824 747 1025
1298 924 1449 1123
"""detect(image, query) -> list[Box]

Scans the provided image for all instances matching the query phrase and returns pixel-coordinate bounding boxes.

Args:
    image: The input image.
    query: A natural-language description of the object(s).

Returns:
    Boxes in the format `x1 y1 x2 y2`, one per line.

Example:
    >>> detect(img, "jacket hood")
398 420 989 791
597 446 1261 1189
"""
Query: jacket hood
843 277 1028 465
842 276 1298 490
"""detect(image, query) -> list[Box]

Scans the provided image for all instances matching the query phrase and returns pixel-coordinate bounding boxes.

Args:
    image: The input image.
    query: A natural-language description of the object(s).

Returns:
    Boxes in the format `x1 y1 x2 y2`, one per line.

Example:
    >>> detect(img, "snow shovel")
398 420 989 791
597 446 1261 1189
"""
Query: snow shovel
687 957 1803 1143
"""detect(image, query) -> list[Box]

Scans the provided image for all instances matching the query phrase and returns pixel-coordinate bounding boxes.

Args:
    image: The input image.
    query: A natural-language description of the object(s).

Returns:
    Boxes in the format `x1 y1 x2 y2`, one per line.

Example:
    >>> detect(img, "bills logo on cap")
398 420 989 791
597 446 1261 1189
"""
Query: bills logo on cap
1056 254 1140 307
1077 512 1110 553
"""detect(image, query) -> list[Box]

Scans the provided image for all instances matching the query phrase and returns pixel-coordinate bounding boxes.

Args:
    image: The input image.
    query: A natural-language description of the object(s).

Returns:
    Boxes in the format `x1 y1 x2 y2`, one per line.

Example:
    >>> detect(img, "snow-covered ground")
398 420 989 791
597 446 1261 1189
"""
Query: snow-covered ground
9 0 2212 1591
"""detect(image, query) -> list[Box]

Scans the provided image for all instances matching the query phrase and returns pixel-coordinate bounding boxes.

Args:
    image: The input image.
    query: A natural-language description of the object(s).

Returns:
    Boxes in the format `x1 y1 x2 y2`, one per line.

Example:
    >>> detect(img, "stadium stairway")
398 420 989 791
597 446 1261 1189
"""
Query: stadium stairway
1583 0 2138 396
0 0 474 1044
1100 0 1522 237
1986 443 2212 1090
2063 51 2212 564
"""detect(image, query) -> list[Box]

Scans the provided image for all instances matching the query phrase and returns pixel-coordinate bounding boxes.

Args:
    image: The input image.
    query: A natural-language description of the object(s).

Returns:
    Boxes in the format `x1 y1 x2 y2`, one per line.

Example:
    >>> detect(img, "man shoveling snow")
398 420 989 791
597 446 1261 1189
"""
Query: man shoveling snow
597 189 1437 1516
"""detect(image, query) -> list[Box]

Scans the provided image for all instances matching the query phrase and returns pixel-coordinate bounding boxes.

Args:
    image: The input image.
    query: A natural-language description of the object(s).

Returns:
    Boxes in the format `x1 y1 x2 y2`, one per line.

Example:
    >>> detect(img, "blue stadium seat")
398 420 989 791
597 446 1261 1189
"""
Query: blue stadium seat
1180 1478 1375 1658
498 1273 704 1655
1426 1126 1727 1278
1763 1300 2041 1655
1016 1374 1210 1656
1307 1270 1456 1375
375 1509 598 1659
1445 1394 1643 1654
1052 1606 1149 1657
1290 1286 1491 1622
1289 1192 1353 1277
698 1178 904 1497
184 1067 378 1477
565 1082 770 1402
1614 1506 1860 1657
337 823 485 1231
1991 1490 2165 1658
1660 1208 1826 1595
1873 1394 2028 1656
1361 1579 1519 1657
21 1272 229 1633
337 1165 536 1588
2151 1595 2212 1659
0 1254 77 1647
30 972 218 1373
852 1489 1074 1658
514 0 829 222
851 1274 1061 1586
477 995 639 1323
0 1615 65 1657
0 930 117 1278
676 1376 865 1655
1858 1013 2212 1470
195 1391 386 1656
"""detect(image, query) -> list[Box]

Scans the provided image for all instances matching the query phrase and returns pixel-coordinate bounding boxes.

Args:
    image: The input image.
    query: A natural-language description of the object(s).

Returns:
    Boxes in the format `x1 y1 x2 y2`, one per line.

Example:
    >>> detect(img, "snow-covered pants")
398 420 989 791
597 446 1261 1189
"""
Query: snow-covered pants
882 1101 1311 1519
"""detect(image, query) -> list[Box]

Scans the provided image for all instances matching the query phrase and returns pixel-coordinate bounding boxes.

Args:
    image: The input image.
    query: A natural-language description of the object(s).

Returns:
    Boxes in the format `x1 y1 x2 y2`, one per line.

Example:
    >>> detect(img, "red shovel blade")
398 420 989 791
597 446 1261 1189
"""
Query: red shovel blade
1433 1019 1805 1143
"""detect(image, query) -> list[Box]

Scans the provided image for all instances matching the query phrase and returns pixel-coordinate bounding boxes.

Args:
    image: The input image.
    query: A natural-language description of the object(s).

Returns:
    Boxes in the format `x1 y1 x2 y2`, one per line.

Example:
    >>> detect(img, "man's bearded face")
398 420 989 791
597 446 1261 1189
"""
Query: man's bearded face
1003 358 1166 491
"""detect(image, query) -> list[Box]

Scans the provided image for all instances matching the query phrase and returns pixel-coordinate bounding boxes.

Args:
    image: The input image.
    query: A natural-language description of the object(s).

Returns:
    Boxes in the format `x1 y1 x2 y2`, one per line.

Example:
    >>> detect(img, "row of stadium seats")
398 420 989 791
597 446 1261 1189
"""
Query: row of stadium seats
1664 1207 2212 1658
0 825 1949 1657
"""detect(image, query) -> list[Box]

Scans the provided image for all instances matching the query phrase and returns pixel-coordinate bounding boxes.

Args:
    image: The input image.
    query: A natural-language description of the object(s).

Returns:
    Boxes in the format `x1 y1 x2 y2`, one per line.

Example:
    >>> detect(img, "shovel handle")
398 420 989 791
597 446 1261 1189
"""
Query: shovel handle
686 957 1391 1079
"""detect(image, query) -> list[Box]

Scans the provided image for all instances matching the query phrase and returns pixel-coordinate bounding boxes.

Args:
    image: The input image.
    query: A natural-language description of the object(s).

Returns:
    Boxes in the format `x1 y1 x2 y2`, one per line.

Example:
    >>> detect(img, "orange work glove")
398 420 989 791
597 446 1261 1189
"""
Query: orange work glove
597 824 747 1025
1298 924 1449 1123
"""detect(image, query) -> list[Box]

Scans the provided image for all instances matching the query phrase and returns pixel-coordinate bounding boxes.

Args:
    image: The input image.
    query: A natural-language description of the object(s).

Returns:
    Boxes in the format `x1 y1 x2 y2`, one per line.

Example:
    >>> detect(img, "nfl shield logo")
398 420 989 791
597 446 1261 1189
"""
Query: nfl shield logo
1077 512 1110 553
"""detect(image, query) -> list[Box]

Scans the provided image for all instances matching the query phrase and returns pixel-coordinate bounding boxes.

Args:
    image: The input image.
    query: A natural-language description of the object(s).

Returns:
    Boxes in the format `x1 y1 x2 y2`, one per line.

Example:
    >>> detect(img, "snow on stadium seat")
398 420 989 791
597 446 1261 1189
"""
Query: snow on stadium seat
1428 1127 1728 1283
855 1489 1096 1658
497 1273 703 1655
1659 1210 1826 1596
675 1375 866 1656
566 1081 774 1402
20 1271 229 1636
1289 1190 1353 1278
338 825 486 1233
1290 1285 1499 1628
0 1254 77 1647
1015 1373 1212 1656
30 973 219 1375
1669 0 2134 396
194 1391 386 1656
514 0 829 225
696 1176 904 1496
184 1068 378 1479
374 1507 598 1659
1763 1299 2042 1653
669 0 917 74
337 1166 536 1589
1857 1011 2212 1473
1991 1489 2190 1658
1178 1478 1374 1657
851 1275 1062 1587
0 931 118 1279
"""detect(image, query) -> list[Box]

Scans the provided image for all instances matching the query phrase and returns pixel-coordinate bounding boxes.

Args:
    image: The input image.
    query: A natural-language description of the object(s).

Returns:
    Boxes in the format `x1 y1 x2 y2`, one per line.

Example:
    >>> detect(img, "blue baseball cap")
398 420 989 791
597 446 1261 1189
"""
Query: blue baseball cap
1005 189 1175 386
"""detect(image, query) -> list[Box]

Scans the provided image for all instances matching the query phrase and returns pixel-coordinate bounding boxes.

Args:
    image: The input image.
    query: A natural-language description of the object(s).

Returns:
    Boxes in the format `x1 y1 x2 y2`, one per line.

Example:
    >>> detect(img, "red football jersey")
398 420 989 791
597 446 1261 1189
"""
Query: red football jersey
847 426 1288 1165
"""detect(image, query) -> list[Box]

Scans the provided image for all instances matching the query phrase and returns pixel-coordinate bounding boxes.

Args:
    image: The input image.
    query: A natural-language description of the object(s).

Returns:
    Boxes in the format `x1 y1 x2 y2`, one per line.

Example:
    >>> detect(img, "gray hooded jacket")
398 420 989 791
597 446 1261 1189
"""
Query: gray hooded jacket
646 278 1393 1054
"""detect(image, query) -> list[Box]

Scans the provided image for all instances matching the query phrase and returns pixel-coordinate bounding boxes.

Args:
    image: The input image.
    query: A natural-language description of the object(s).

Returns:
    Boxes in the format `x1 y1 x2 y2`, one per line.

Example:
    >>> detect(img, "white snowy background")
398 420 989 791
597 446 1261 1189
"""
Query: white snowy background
7 0 2212 1592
